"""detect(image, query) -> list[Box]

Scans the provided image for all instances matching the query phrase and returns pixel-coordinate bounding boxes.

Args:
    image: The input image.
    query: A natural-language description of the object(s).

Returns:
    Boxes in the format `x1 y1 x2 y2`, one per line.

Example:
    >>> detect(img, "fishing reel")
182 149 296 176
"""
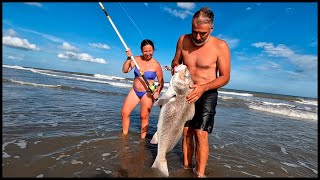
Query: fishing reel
149 82 158 93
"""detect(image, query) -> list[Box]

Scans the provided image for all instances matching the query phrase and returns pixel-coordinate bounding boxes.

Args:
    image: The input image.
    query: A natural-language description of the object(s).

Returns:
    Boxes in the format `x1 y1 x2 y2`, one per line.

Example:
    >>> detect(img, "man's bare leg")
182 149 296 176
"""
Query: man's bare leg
195 129 209 177
182 127 195 168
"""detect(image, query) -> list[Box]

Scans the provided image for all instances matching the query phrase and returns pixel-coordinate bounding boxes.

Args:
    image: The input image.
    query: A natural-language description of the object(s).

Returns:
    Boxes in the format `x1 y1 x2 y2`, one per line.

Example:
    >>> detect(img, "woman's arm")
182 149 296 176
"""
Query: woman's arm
122 57 135 73
122 48 136 73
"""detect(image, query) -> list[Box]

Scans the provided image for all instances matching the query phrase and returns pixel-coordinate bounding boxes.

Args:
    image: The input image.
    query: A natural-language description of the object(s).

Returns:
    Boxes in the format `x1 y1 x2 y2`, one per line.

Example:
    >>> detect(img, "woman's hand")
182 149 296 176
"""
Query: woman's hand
152 91 160 100
126 48 132 58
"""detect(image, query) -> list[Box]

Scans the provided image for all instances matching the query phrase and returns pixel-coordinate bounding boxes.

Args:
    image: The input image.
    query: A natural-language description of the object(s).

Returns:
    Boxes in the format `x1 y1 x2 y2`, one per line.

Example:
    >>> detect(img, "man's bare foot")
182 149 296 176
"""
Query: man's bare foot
193 167 206 178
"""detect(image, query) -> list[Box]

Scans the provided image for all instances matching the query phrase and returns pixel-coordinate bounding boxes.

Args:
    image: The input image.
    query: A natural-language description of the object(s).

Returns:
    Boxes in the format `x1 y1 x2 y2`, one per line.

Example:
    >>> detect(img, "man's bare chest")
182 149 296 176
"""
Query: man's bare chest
182 49 217 69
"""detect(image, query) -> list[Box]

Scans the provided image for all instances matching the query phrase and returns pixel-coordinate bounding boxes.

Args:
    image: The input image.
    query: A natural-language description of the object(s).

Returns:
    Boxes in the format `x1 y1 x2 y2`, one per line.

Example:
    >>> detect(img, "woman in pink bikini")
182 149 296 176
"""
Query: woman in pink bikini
121 39 164 138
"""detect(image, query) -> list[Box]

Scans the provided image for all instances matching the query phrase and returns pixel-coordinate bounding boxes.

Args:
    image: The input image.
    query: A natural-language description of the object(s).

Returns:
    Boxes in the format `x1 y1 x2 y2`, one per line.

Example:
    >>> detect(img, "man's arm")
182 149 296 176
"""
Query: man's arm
202 40 231 91
171 35 184 75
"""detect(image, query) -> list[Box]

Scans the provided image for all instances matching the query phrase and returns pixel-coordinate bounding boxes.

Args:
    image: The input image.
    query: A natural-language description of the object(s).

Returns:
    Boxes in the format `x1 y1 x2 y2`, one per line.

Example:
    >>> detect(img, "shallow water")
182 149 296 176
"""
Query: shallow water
2 65 318 177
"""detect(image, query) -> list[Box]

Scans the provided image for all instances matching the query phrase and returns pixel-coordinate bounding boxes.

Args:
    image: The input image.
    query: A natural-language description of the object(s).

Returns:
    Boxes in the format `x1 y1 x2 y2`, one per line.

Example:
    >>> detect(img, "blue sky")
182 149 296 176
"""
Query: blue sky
2 2 318 98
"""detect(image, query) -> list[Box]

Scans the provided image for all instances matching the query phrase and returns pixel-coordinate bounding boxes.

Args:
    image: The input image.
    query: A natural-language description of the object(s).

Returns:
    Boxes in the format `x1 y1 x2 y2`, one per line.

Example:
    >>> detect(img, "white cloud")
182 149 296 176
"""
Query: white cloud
2 36 39 50
163 7 193 20
252 42 318 73
285 7 294 12
4 29 17 36
59 42 79 51
8 55 23 60
217 34 240 49
163 3 195 20
144 3 149 7
24 2 43 7
19 28 65 43
290 54 318 72
257 61 280 71
177 2 196 10
246 7 252 11
252 42 294 57
89 43 111 50
57 51 108 64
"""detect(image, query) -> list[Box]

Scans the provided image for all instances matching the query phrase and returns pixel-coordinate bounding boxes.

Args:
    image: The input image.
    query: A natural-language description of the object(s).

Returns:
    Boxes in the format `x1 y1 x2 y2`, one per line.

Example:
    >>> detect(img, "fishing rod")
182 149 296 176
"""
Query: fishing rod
98 2 157 93
119 3 171 73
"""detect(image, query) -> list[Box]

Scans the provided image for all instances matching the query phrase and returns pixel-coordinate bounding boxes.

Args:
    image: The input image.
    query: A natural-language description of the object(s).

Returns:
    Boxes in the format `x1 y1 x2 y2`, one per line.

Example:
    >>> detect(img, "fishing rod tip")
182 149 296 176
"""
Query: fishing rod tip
99 2 104 8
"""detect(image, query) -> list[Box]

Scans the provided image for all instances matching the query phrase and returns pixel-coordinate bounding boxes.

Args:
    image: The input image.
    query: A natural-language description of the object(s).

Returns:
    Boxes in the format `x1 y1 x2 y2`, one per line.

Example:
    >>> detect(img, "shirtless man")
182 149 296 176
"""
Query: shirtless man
171 7 230 178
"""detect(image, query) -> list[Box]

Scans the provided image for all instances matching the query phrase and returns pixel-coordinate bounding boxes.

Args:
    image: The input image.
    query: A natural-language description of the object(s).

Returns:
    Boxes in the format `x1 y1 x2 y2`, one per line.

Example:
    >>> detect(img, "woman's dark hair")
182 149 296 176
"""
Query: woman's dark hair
140 39 155 50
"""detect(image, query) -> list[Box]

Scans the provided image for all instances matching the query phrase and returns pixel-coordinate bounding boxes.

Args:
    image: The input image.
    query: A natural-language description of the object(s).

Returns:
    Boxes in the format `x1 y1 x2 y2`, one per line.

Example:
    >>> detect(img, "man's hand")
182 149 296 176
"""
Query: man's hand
186 84 205 103
171 66 176 75
171 61 180 75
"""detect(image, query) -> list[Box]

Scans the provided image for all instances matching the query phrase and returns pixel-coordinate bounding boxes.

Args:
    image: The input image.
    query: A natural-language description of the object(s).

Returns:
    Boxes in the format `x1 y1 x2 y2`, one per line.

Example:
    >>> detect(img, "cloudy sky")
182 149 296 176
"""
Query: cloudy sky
2 2 318 98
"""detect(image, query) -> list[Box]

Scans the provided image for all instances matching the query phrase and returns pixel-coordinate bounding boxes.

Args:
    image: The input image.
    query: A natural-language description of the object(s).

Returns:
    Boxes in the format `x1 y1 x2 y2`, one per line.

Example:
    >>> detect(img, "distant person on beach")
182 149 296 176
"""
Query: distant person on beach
171 7 230 177
122 39 164 139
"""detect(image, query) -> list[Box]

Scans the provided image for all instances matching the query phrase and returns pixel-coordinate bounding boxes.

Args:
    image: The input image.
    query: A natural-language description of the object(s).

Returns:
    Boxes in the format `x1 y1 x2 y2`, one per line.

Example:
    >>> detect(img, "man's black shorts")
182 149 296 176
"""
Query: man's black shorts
184 89 218 133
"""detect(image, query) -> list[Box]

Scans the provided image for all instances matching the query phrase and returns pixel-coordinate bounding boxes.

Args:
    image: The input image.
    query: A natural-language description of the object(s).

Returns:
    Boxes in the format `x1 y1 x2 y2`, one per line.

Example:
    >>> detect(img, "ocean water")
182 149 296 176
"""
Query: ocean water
2 65 318 178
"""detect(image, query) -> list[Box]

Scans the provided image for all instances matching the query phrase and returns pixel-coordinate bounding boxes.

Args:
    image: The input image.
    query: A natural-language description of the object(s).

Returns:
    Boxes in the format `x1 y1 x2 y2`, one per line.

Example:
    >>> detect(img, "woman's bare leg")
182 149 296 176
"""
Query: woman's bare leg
139 93 153 138
121 88 140 135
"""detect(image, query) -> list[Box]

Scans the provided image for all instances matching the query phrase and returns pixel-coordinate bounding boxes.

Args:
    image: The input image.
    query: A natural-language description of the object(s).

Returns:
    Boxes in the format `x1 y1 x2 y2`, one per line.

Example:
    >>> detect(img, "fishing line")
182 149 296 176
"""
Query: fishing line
98 2 157 93
119 3 171 72
118 3 147 42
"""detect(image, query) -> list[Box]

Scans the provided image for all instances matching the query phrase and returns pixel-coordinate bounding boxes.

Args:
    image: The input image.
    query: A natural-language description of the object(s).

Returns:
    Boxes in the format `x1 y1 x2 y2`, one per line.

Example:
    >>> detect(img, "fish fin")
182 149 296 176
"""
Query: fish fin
153 76 176 107
150 131 158 144
153 93 176 107
152 157 169 176
184 103 195 121
153 98 164 107
164 81 176 98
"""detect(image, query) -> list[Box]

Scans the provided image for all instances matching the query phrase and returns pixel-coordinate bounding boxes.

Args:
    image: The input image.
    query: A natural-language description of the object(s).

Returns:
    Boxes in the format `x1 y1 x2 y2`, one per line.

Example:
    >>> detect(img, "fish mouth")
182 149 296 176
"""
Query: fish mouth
177 68 191 86
178 68 186 80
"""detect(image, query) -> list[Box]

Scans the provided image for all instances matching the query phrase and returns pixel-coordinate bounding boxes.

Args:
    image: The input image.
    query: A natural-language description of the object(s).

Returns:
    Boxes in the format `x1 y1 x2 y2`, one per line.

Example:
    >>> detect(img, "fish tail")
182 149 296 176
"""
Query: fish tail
150 131 158 144
151 156 169 176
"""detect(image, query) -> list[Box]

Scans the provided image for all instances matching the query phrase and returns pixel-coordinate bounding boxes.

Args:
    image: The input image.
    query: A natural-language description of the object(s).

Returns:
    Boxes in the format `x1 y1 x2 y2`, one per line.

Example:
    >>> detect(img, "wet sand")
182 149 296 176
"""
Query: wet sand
4 128 316 178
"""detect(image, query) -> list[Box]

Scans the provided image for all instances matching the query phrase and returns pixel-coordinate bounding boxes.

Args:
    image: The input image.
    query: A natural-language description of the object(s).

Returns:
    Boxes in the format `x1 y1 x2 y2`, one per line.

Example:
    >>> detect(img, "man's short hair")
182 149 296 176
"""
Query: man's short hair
192 7 214 26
